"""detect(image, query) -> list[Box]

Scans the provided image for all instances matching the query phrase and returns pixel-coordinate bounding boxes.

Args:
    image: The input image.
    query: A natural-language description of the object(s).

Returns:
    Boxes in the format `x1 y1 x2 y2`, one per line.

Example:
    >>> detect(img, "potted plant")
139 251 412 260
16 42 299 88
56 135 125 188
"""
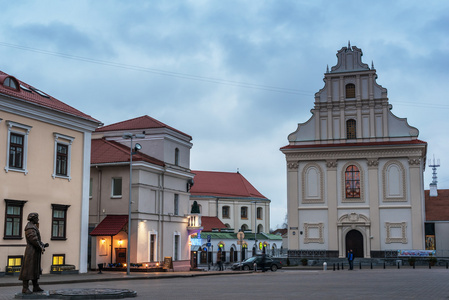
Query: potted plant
301 258 308 266
428 254 437 266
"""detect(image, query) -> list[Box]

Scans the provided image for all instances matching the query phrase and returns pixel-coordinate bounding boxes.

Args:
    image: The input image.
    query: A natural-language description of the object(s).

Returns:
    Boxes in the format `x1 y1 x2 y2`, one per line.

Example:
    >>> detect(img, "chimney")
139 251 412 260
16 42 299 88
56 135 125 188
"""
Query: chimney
429 183 438 197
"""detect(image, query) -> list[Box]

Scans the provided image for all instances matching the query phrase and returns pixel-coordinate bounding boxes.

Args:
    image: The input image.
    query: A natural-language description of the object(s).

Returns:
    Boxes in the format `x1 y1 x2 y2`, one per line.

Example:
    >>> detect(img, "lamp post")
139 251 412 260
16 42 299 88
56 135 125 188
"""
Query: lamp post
251 200 258 255
122 132 145 275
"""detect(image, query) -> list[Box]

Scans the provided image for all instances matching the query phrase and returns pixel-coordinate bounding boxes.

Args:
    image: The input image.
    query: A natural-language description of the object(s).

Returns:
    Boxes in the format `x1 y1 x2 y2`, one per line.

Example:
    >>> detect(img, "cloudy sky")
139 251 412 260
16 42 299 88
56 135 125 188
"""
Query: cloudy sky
1 1 448 229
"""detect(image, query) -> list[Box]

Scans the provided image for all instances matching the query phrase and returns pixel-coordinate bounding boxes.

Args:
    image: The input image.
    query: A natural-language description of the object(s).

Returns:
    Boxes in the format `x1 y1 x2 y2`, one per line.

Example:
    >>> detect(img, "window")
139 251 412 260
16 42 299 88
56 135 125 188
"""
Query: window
9 133 24 169
174 148 179 166
346 83 355 98
241 207 248 219
4 199 26 239
222 206 230 218
3 77 18 90
346 119 356 139
112 178 122 197
89 178 93 198
241 224 248 231
174 234 180 260
5 121 31 174
51 204 69 240
7 255 22 273
174 194 179 215
345 165 361 198
52 133 74 180
257 207 263 220
52 254 65 265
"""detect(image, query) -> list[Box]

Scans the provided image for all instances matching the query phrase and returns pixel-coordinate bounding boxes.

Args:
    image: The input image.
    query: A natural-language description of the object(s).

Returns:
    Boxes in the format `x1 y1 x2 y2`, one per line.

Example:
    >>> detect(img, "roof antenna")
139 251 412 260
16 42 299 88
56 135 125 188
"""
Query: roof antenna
237 168 240 174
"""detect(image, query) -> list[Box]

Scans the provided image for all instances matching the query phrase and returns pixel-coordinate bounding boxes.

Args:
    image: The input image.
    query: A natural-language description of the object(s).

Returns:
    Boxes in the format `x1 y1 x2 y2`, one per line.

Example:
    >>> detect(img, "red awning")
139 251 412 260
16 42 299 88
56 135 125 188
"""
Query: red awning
90 215 128 236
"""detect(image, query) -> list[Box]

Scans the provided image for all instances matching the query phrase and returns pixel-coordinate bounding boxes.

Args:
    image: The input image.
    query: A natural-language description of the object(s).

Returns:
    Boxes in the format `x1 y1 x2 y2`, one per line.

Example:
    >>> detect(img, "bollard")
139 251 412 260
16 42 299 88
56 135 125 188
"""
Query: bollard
446 262 448 269
337 263 340 270
254 263 257 272
333 263 335 271
342 263 344 270
383 261 386 269
323 262 327 271
370 262 373 269
429 262 431 269
413 261 415 269
359 262 361 269
397 262 400 269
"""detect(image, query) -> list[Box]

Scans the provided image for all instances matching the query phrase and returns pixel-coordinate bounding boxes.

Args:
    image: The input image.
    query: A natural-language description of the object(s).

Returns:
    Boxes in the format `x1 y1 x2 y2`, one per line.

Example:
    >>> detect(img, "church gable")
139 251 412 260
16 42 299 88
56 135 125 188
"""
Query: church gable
287 44 419 145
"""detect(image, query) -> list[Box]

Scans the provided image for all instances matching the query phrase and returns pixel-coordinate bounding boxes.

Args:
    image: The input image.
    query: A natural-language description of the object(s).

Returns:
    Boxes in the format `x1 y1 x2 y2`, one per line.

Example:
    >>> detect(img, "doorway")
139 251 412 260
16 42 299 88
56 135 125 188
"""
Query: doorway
345 230 364 258
115 248 126 264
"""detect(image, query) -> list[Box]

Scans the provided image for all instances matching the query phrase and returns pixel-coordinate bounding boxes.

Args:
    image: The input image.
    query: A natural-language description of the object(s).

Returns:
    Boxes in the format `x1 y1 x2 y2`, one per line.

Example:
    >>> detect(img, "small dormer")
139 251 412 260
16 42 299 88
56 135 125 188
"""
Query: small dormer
1 75 20 91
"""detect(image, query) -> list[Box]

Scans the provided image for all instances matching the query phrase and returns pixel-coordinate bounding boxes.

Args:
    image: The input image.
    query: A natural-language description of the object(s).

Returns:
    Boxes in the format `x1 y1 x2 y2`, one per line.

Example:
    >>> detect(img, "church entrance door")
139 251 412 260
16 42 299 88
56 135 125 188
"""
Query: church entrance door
345 230 364 258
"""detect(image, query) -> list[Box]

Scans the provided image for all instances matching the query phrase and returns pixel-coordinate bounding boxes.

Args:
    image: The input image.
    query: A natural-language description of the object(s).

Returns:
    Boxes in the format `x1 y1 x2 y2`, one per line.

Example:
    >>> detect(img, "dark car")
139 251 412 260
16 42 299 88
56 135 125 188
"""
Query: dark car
231 255 282 272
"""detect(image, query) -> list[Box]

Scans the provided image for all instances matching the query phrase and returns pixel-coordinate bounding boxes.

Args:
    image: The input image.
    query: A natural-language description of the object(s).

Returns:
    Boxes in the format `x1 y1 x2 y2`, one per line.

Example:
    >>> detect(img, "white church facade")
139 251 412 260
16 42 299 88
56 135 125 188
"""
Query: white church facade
281 44 427 259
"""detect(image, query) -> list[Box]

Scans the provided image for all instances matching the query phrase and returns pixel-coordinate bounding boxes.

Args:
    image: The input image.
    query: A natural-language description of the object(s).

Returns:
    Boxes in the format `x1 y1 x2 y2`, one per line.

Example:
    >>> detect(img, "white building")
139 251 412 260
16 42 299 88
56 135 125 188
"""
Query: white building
281 44 427 259
89 115 195 271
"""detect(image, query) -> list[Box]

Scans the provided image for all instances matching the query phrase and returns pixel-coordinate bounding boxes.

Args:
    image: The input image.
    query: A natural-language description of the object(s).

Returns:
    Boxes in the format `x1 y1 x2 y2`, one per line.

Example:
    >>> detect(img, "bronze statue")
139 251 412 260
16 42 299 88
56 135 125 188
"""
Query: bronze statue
18 213 49 294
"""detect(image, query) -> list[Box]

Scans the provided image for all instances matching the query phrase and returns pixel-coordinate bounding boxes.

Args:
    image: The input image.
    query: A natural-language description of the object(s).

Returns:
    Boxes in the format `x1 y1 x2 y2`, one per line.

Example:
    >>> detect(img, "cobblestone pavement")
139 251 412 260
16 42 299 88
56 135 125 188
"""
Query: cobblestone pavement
1 268 448 299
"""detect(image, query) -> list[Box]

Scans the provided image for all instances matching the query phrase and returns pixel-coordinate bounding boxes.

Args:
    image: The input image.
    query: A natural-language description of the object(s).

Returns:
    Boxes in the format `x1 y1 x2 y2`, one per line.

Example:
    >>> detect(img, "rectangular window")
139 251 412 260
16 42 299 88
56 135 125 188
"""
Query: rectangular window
112 178 122 197
174 194 179 215
53 254 65 265
9 133 24 169
241 207 248 219
257 207 263 220
51 204 69 240
52 134 74 180
4 200 26 239
89 178 93 198
174 235 180 260
7 255 23 273
56 143 68 176
5 121 31 174
222 206 230 218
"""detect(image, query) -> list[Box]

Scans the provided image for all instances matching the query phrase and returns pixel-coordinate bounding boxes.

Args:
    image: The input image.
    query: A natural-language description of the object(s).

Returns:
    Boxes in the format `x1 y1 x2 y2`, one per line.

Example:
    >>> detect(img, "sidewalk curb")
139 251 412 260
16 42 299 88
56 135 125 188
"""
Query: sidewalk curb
0 271 251 287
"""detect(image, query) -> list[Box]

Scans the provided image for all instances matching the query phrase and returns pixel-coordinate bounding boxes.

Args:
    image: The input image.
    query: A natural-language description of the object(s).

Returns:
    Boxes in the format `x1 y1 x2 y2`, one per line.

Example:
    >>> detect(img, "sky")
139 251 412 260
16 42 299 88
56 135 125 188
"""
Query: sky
1 0 448 230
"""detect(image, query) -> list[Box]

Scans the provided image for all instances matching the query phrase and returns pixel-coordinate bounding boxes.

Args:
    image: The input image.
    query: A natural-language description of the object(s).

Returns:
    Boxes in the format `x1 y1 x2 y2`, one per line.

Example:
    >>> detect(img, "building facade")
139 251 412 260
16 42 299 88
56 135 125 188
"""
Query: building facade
89 115 194 270
281 44 427 258
0 70 101 274
190 170 271 234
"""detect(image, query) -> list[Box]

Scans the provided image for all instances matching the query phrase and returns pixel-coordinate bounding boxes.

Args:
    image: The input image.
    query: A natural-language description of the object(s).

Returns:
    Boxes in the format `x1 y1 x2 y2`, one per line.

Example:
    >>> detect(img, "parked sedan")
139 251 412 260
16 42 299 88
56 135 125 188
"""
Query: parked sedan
231 256 282 272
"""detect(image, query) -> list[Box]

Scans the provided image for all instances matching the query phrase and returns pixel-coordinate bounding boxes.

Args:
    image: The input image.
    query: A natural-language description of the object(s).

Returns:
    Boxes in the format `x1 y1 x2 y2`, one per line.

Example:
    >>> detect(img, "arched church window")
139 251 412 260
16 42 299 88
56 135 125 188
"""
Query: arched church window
346 83 355 98
345 165 360 198
346 119 356 139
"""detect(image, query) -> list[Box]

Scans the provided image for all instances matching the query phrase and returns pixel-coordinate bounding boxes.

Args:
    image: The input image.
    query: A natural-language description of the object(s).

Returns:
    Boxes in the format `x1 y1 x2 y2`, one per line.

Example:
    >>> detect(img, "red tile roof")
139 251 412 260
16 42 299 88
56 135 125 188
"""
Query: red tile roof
91 138 164 166
425 189 449 221
95 115 191 139
90 215 128 236
190 171 267 199
201 216 227 232
0 71 100 124
281 139 427 150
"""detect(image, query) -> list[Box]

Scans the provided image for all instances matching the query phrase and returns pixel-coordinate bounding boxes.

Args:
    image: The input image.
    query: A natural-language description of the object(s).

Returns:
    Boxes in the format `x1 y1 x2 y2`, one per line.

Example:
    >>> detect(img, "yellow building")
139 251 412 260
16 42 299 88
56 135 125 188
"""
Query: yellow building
0 70 101 274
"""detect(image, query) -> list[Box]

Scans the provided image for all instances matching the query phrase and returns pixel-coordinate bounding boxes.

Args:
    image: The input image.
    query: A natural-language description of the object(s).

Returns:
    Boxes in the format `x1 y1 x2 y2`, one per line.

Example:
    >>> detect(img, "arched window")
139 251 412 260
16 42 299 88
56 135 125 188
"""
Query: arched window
241 224 248 231
346 83 355 98
174 148 179 166
346 119 356 139
3 77 18 90
345 165 361 198
257 224 263 233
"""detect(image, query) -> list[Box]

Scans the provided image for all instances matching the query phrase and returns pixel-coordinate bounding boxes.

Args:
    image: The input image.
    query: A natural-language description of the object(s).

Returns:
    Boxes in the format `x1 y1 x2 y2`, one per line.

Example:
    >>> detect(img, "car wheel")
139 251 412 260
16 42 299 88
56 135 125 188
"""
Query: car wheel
271 264 278 272
243 265 250 271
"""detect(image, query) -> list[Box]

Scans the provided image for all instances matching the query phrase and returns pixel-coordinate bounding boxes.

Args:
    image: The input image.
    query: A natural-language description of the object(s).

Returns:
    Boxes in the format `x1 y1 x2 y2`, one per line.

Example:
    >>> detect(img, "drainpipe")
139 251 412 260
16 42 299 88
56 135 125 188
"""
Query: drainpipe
216 198 219 217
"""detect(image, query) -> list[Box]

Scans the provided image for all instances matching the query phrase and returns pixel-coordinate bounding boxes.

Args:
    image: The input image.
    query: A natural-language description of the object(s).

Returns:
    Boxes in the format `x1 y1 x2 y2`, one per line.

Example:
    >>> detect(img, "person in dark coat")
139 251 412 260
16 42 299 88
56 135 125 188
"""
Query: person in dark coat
347 249 354 270
18 213 49 294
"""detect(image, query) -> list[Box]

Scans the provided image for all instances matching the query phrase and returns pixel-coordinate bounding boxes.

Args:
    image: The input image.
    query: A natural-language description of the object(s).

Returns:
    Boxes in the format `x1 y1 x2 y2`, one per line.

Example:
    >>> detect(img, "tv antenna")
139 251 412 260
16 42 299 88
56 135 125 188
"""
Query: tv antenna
428 156 440 185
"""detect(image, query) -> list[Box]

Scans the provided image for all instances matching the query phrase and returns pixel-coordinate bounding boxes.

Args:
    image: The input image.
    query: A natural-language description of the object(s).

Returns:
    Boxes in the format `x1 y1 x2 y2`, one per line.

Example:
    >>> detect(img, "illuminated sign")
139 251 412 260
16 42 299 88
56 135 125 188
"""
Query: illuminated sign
190 238 202 246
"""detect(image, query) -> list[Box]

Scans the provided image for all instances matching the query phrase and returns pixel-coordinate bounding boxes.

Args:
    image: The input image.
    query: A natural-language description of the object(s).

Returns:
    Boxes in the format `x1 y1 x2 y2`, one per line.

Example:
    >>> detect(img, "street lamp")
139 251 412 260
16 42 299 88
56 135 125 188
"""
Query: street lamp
122 132 145 275
251 200 258 255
